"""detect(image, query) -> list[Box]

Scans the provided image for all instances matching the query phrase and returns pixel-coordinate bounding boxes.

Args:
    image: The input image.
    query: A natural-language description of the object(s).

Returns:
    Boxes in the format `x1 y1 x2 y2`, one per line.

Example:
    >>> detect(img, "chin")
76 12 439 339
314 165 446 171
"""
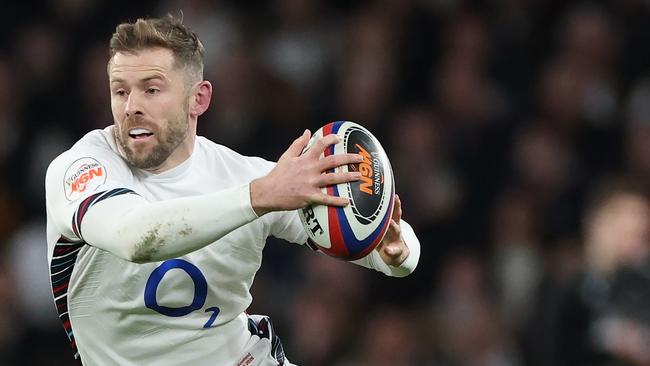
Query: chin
129 156 162 170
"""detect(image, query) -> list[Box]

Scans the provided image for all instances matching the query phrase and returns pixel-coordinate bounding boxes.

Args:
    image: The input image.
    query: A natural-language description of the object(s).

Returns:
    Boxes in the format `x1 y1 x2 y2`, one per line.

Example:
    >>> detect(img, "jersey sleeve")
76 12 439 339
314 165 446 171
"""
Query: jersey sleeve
47 142 261 263
45 146 140 241
267 209 309 244
267 209 419 277
351 219 420 277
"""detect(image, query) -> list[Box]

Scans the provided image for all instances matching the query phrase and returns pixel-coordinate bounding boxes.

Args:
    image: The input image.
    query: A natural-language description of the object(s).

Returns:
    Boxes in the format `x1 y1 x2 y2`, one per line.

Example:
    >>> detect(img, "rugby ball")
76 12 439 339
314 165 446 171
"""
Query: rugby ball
298 121 395 260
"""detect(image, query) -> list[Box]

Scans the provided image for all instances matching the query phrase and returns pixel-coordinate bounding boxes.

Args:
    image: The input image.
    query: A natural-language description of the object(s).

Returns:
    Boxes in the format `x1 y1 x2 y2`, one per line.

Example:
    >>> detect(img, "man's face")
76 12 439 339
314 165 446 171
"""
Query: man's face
109 48 191 170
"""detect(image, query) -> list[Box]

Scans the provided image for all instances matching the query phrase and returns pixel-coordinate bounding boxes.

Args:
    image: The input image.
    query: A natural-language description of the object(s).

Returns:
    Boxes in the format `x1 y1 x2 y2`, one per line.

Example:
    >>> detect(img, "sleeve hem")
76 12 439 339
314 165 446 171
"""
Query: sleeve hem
242 182 260 220
387 219 420 277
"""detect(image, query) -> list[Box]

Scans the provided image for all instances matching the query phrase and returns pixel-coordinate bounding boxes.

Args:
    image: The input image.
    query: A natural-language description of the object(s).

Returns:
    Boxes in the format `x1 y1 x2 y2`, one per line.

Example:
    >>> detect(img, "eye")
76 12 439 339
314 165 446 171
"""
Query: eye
146 87 160 95
114 89 127 97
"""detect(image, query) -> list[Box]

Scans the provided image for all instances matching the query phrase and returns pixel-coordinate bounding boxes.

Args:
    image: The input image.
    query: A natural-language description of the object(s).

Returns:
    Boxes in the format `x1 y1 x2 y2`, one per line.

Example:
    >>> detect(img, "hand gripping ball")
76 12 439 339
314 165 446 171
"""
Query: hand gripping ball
298 121 395 260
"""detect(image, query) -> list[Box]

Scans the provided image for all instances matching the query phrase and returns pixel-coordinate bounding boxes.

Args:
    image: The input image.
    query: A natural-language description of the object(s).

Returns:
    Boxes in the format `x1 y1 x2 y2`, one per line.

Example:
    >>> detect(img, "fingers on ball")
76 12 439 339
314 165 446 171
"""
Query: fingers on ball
307 134 340 158
320 153 363 171
314 193 348 207
317 172 360 187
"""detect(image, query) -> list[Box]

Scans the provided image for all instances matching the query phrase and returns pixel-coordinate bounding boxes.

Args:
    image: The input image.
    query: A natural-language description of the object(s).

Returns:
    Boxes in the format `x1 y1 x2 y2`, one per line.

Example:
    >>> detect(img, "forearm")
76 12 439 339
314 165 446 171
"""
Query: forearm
81 184 258 263
352 220 420 277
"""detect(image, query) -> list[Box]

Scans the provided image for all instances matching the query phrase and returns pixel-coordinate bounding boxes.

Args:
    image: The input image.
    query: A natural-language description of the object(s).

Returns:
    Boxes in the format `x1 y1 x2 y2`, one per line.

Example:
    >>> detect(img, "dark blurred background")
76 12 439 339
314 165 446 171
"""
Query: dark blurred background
2 0 650 365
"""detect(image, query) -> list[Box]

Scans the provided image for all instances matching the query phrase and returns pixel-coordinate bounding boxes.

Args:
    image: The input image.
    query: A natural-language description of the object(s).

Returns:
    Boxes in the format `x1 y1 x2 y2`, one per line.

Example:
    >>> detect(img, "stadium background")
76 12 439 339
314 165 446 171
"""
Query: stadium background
1 0 650 365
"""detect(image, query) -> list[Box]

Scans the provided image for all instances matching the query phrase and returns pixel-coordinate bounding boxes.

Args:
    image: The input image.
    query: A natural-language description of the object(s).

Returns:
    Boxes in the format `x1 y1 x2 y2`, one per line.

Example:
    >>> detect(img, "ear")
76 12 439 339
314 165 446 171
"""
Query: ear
189 81 212 118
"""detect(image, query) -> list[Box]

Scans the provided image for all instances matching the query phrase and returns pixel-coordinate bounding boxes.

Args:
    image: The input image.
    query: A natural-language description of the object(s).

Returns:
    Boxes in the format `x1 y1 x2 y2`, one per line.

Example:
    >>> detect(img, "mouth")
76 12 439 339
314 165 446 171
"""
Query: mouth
128 128 154 140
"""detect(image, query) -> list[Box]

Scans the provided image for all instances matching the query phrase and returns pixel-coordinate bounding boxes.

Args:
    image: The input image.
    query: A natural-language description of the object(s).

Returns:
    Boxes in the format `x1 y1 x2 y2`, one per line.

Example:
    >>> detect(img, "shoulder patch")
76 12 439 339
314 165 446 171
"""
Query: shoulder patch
63 157 107 201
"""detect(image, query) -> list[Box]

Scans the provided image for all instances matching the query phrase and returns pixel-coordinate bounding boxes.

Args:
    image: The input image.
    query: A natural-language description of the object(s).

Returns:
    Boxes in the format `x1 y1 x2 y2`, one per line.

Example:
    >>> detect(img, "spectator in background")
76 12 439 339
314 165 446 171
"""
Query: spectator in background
427 252 521 366
587 182 650 366
78 42 114 130
335 3 398 129
337 306 421 366
527 179 650 366
625 76 650 187
389 108 462 229
491 188 544 335
0 254 18 362
284 253 369 366
0 59 22 242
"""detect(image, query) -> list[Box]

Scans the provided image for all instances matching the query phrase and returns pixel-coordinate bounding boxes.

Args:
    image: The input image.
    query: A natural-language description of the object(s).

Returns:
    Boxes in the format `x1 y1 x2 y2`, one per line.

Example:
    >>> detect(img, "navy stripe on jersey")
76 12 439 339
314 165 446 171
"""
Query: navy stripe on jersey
247 315 286 365
50 235 85 363
71 188 137 239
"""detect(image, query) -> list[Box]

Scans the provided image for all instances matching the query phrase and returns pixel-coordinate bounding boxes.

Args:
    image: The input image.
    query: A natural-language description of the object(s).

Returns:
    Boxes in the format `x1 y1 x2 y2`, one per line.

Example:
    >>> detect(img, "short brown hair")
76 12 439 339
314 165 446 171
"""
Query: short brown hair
109 14 205 84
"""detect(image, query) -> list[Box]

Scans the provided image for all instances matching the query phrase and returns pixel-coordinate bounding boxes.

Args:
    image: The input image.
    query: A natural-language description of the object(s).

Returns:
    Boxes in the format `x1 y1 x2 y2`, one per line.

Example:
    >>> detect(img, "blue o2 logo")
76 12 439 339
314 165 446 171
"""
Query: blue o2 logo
144 259 220 328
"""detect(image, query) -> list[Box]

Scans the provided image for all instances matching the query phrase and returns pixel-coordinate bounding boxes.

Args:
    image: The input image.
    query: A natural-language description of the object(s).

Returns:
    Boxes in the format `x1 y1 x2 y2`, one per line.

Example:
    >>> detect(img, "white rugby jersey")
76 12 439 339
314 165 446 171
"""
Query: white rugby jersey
46 126 419 366
46 126 314 365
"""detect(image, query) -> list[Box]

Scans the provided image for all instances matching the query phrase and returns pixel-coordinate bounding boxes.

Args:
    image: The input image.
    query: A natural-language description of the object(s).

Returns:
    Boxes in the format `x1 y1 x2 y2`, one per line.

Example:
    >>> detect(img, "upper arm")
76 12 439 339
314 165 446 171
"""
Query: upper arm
45 148 143 242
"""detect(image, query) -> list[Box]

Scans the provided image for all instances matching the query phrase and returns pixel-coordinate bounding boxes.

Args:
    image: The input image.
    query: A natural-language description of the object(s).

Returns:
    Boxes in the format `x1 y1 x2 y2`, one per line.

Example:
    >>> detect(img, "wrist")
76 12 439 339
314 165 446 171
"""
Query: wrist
250 178 271 217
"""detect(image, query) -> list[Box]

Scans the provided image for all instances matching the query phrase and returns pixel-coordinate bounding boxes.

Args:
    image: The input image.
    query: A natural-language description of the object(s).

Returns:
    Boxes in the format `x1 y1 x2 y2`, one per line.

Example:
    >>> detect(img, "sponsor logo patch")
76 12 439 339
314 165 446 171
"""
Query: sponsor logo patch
63 157 107 201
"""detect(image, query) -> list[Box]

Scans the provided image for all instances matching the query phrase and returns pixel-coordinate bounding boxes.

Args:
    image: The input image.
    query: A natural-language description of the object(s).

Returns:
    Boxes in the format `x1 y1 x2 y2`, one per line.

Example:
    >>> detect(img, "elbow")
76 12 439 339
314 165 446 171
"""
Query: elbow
128 249 155 264
120 226 165 264
132 227 165 263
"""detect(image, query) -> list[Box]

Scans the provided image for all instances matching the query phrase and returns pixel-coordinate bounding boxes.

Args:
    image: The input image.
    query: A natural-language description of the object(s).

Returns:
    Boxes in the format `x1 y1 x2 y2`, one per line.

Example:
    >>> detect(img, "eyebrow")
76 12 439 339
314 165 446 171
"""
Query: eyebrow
110 75 167 84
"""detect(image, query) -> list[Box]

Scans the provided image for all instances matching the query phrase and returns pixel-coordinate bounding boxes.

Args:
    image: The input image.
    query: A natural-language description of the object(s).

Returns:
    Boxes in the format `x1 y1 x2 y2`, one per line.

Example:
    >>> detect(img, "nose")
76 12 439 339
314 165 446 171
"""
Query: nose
125 92 144 117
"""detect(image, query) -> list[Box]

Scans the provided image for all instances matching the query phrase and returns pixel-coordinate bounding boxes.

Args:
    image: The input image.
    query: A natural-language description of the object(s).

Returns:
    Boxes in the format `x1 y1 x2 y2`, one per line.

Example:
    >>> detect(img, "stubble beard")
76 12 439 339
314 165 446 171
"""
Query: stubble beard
115 111 189 170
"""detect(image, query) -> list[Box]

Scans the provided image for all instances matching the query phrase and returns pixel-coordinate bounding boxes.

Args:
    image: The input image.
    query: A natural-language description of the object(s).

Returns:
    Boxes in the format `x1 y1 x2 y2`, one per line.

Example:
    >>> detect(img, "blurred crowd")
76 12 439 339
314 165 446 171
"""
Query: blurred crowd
1 0 650 365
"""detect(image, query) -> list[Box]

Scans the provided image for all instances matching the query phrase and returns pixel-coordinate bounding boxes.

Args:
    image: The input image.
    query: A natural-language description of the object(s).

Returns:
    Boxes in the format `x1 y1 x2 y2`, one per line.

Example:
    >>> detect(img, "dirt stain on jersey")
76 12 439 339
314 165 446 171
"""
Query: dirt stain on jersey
133 225 165 263
178 224 192 237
